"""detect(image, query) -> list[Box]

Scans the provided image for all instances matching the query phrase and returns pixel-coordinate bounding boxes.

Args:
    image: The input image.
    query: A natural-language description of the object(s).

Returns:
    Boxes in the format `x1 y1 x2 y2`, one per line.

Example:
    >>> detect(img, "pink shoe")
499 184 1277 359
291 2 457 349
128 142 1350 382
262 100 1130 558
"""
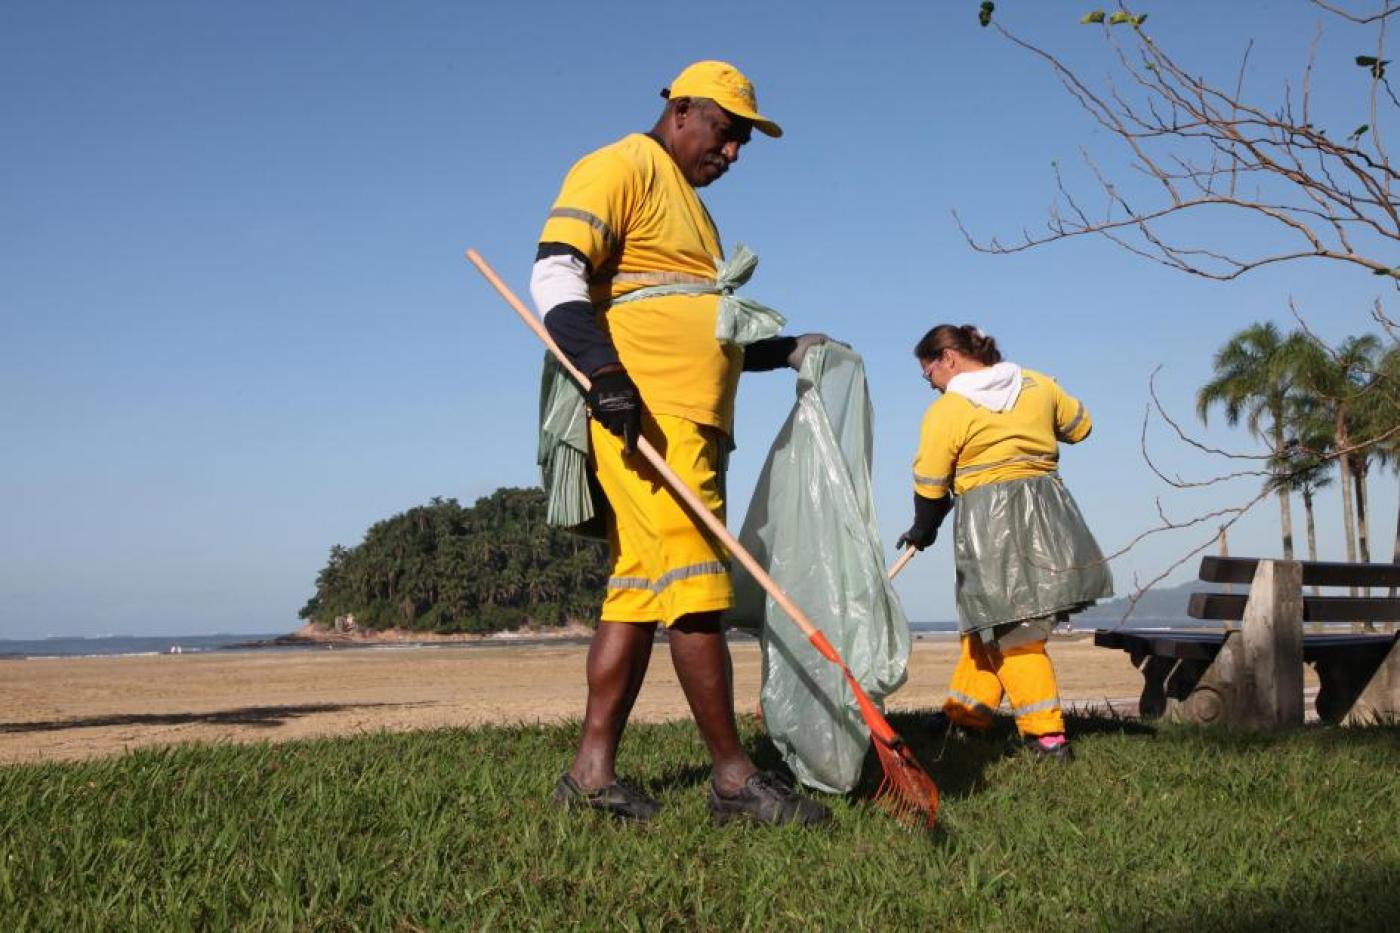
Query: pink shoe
1022 733 1074 761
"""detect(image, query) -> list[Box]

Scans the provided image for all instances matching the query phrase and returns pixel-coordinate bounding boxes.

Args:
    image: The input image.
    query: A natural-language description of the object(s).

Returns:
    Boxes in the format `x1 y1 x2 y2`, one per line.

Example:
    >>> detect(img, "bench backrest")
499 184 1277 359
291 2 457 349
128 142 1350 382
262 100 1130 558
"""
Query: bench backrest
1188 592 1400 623
1199 556 1400 588
1192 557 1400 625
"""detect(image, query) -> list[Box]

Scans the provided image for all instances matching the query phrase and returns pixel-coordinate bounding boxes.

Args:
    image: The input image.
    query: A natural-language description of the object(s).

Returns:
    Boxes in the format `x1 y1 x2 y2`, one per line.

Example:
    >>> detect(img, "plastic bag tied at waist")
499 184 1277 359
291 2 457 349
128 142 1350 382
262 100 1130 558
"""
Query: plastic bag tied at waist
727 343 911 793
536 244 785 536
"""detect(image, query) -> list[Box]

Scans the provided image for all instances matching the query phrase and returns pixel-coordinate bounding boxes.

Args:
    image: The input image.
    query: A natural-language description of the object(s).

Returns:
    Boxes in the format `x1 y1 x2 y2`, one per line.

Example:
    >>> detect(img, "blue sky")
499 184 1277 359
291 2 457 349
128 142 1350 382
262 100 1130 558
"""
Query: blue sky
3 1 1395 637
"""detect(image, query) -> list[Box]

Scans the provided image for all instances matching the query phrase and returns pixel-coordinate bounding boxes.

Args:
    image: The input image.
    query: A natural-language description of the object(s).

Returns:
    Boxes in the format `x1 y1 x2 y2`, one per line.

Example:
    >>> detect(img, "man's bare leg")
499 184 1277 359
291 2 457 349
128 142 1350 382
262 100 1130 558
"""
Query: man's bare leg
668 611 757 795
568 620 657 789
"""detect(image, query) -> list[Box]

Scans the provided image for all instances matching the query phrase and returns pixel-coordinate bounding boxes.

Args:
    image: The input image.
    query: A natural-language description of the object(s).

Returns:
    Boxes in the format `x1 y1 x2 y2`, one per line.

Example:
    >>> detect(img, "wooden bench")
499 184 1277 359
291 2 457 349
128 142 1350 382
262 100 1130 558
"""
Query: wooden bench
1095 557 1400 728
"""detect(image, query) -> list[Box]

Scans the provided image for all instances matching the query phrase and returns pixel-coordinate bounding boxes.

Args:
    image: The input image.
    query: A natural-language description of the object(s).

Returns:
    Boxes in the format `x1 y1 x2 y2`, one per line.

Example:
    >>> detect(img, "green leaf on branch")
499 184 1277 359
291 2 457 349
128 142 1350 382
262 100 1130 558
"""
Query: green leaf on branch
1109 11 1149 26
979 2 995 27
1081 10 1106 24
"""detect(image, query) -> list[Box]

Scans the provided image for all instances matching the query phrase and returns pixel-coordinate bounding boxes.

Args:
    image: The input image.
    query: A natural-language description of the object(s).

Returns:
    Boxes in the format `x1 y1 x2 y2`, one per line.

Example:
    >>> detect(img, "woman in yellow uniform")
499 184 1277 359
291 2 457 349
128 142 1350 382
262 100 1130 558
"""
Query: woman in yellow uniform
896 324 1113 759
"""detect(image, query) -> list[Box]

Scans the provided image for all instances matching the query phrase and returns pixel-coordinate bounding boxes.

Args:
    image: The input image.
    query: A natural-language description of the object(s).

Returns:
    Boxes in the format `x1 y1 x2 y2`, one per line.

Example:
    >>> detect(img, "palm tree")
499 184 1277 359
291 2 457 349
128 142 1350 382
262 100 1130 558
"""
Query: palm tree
1276 392 1336 603
1295 334 1383 571
1358 343 1400 602
1197 322 1312 559
1275 451 1332 617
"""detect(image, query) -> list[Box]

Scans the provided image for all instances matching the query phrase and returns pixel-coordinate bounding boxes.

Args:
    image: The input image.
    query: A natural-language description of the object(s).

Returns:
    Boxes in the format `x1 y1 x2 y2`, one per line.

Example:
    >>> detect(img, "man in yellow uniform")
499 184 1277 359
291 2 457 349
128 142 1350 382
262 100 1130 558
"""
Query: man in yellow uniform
530 61 830 824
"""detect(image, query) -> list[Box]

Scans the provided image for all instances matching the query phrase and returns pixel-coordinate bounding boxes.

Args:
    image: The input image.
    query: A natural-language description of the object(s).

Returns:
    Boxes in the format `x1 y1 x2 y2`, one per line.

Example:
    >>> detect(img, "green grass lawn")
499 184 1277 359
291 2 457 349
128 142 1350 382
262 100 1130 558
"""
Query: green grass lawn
2 712 1396 930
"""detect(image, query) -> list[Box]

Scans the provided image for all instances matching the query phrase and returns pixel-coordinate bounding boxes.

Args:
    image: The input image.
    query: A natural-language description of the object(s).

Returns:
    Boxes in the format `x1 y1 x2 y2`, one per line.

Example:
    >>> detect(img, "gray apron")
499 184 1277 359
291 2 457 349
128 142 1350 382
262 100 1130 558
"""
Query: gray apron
953 473 1113 644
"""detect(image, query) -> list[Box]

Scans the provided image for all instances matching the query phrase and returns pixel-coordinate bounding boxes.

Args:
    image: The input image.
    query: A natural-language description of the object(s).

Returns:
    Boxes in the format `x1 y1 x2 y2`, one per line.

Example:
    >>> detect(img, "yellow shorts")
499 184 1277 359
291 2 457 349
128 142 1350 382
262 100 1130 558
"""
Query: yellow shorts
589 413 732 625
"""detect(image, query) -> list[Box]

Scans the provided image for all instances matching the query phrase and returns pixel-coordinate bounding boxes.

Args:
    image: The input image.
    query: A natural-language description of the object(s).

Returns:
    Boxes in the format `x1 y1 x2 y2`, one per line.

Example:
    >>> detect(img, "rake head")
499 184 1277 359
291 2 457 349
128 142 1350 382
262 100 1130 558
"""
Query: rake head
871 732 940 828
846 668 939 829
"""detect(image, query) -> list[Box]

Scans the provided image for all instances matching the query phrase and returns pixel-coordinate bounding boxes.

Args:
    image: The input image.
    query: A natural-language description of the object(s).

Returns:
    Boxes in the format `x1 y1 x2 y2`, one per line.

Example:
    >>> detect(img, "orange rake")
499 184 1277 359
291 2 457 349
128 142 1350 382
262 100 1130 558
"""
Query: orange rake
466 248 938 828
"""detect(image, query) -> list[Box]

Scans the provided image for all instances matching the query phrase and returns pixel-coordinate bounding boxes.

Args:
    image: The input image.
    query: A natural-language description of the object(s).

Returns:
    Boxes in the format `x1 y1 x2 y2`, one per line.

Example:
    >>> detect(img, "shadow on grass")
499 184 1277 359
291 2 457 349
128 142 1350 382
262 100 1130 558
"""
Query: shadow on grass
0 702 425 734
1158 858 1400 931
645 709 1166 806
841 709 1158 807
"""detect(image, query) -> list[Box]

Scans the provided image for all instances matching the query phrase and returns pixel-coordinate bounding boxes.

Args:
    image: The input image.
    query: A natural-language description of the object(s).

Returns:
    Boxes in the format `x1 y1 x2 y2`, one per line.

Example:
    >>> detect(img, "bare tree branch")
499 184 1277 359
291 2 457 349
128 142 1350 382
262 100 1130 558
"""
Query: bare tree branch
960 10 1400 286
960 6 1400 629
1312 0 1400 27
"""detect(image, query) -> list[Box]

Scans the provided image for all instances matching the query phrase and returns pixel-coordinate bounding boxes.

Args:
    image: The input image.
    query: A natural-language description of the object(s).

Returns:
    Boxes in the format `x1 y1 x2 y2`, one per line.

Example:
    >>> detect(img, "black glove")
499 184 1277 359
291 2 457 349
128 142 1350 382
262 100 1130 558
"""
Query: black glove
896 493 952 551
587 367 643 454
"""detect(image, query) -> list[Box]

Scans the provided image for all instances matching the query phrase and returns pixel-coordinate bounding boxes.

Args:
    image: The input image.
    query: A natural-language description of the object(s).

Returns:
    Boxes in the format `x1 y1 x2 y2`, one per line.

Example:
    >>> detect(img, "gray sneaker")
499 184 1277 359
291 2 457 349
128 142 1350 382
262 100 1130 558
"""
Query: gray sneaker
552 773 660 822
708 770 832 827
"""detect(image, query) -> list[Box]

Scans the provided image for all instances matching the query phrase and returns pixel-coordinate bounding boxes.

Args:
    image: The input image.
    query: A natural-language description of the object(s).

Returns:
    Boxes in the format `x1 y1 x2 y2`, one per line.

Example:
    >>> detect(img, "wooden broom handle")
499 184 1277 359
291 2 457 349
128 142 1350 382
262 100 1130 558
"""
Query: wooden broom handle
466 248 828 644
887 546 916 581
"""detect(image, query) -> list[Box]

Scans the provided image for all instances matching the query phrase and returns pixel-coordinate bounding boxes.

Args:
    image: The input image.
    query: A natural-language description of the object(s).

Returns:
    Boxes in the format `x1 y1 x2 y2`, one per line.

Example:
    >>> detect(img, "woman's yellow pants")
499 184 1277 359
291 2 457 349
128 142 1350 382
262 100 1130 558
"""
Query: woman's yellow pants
943 635 1065 736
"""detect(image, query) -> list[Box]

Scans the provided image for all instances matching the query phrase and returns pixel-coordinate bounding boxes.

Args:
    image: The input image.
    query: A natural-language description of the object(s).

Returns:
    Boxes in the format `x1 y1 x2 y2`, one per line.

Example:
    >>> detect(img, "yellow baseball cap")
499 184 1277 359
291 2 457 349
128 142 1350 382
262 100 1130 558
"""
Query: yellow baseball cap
663 60 783 138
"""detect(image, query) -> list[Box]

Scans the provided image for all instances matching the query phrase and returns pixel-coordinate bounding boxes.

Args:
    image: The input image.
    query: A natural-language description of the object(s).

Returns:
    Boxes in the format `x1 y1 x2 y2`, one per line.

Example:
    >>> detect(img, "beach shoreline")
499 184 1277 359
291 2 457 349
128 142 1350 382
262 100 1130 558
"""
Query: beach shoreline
224 619 600 650
0 634 1159 766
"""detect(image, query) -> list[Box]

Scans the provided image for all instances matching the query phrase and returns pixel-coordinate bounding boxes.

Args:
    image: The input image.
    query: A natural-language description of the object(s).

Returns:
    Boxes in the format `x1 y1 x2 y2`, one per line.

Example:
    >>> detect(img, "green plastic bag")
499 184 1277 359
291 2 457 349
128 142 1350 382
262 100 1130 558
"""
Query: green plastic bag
727 344 911 793
535 244 784 538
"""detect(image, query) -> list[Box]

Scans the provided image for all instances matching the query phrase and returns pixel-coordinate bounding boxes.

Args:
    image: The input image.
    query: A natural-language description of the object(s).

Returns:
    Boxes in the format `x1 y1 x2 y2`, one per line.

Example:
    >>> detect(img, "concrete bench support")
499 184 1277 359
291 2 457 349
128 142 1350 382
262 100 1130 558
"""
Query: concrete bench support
1165 560 1304 728
1337 638 1400 725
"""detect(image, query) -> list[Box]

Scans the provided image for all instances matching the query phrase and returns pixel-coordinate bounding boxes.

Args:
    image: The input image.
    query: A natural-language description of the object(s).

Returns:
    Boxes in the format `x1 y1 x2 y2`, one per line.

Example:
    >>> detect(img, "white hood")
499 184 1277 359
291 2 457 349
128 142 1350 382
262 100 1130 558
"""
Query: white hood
947 362 1023 412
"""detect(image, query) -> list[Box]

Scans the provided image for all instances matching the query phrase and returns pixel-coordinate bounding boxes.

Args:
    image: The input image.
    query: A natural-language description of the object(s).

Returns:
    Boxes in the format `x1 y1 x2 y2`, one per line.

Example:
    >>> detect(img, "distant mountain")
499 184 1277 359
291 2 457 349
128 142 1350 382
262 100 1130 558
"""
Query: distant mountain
1075 578 1231 624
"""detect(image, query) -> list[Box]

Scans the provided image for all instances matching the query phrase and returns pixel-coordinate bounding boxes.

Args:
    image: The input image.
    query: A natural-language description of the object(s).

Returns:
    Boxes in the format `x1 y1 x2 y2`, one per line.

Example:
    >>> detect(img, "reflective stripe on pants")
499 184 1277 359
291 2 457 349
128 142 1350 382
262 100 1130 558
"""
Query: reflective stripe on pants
942 635 1065 736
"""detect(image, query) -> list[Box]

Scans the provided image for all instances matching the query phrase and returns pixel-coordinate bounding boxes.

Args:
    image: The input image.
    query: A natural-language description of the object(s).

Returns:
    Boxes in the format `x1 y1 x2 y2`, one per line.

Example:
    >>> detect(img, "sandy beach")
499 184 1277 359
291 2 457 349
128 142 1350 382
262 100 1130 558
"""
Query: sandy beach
0 635 1146 766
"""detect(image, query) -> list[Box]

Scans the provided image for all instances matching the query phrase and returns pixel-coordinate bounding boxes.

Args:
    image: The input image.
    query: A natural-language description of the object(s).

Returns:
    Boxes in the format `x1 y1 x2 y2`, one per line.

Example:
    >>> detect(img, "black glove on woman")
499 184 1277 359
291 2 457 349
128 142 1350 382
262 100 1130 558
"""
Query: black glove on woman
896 493 952 551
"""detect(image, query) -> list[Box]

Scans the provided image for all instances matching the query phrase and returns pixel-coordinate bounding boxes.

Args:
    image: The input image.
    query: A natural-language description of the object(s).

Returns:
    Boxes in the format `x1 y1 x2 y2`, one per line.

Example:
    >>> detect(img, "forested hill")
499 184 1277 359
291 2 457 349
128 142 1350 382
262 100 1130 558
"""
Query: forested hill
299 488 609 634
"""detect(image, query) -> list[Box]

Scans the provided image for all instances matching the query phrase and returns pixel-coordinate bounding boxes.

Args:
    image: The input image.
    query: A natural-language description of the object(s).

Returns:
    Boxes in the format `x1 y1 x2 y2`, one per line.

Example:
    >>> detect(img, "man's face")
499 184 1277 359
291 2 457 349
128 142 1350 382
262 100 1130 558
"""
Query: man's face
673 100 752 187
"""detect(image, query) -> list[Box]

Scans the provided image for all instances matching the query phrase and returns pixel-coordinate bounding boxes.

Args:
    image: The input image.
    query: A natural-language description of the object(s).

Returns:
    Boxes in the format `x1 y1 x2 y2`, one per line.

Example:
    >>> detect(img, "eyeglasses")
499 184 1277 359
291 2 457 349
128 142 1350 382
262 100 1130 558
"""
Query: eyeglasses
921 355 942 382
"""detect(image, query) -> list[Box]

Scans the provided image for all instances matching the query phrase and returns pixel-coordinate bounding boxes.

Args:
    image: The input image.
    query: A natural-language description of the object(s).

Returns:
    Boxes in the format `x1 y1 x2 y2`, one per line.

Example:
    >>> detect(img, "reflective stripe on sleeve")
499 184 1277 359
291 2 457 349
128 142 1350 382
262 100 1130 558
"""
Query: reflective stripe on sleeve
1052 403 1086 439
914 471 950 489
548 207 618 253
1058 402 1085 439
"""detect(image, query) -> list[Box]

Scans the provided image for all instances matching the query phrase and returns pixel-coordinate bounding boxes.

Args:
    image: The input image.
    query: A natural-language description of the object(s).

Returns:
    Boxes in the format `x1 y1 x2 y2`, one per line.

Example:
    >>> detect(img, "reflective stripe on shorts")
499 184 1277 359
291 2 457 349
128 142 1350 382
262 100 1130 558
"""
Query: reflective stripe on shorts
608 560 729 595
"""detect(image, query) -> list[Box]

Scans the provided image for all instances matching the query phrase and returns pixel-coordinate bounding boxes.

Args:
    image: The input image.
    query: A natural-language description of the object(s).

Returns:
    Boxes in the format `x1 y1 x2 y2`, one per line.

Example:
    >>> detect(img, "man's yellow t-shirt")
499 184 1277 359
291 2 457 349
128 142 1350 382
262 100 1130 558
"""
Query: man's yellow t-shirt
539 133 743 434
912 368 1092 500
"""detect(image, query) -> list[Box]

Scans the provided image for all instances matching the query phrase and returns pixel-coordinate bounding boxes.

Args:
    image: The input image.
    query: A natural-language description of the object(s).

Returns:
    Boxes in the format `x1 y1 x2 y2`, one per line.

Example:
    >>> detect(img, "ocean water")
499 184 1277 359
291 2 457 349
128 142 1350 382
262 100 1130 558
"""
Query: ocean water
1 618 1175 661
909 621 959 636
0 633 287 660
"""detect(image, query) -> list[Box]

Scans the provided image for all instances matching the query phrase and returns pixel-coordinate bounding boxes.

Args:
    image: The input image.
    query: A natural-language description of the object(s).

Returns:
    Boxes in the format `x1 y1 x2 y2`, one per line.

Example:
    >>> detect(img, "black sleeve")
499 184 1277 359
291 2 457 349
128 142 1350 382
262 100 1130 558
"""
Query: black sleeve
535 242 593 271
914 492 953 532
536 242 620 377
543 300 620 377
742 336 798 372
